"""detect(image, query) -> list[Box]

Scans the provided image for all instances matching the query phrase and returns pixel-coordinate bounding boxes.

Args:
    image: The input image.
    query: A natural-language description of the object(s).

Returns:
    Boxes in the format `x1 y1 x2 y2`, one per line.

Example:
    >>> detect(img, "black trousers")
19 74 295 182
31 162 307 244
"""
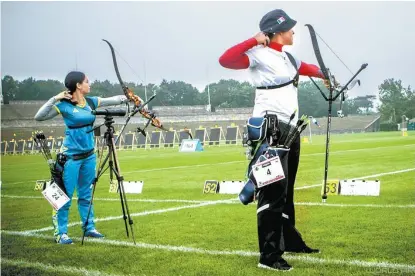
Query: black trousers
282 135 308 252
253 135 307 265
254 145 289 264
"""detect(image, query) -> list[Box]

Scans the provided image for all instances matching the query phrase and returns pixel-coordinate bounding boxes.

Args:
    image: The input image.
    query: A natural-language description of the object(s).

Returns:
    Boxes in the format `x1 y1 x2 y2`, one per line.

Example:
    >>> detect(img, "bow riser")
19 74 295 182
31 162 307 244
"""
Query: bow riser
102 39 165 131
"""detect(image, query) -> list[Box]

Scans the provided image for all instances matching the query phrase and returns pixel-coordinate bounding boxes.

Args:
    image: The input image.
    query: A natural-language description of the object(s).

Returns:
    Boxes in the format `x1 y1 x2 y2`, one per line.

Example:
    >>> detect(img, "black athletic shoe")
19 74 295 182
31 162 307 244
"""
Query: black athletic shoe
286 246 320 254
258 258 293 271
302 246 320 254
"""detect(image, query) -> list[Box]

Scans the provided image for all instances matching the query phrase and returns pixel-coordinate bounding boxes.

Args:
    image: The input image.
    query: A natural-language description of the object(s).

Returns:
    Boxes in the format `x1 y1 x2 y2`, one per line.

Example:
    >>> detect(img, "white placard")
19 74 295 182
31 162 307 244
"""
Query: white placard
218 181 245 194
179 139 203 152
122 181 144 194
42 183 70 211
252 156 285 188
340 180 380 196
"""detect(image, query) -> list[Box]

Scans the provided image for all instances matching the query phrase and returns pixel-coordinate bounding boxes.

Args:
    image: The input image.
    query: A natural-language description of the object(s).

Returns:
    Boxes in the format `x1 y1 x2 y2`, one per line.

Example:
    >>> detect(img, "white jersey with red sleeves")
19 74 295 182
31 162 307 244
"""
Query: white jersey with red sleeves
246 46 301 125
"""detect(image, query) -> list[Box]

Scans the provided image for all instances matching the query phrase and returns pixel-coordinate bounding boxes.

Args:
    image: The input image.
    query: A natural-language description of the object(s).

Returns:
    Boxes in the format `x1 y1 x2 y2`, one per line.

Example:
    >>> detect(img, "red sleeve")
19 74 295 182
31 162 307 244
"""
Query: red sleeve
298 62 325 79
219 38 258 70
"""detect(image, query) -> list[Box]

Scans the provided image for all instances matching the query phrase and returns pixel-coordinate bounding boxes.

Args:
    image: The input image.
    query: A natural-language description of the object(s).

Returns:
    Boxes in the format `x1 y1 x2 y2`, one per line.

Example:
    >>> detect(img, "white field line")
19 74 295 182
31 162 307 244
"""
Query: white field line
13 164 415 234
294 184 321 190
1 258 120 276
4 168 414 233
3 167 414 210
302 143 415 157
24 199 234 234
5 144 414 186
0 195 220 204
2 230 415 273
294 202 415 208
358 168 415 179
113 160 244 176
2 181 27 185
4 166 413 202
109 144 415 176
3 160 243 185
295 168 415 190
3 195 414 209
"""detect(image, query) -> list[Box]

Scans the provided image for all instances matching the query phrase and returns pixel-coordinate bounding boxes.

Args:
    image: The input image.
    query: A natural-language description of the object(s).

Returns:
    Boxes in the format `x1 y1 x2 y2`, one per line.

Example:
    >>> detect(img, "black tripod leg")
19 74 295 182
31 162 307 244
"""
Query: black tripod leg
110 136 136 245
108 142 129 238
109 155 114 187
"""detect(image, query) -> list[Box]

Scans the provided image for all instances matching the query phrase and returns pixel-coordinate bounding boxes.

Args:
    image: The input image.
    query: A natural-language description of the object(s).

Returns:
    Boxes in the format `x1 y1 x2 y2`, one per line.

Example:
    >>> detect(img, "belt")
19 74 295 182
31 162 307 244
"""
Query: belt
67 123 94 129
71 149 95 160
257 79 298 90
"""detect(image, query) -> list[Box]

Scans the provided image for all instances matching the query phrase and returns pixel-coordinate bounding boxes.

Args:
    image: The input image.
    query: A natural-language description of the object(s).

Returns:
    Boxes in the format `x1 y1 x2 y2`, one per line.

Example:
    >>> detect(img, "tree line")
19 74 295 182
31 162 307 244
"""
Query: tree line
2 75 413 124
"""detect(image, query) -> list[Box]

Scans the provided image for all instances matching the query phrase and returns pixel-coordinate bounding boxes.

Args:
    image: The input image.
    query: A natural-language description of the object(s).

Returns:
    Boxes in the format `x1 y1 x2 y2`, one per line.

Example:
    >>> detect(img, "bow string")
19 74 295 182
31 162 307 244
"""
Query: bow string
102 39 166 131
305 24 360 107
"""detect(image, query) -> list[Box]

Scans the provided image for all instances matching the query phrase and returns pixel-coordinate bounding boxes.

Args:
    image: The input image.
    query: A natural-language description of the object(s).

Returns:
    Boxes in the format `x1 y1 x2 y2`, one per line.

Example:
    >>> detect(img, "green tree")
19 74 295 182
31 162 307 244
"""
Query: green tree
14 77 37 100
151 79 200 106
353 95 377 114
200 79 255 108
378 78 414 123
2 75 19 102
90 80 117 97
298 80 368 117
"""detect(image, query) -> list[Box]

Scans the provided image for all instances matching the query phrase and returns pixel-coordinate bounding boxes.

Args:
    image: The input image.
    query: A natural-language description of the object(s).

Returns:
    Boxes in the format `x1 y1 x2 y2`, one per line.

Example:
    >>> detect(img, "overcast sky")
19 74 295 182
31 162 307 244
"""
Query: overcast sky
2 1 415 100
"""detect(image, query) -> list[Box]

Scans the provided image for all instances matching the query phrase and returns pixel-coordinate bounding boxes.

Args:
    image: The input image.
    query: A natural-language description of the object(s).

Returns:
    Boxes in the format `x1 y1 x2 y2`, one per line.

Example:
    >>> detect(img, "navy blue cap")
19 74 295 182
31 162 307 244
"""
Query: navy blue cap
259 9 297 33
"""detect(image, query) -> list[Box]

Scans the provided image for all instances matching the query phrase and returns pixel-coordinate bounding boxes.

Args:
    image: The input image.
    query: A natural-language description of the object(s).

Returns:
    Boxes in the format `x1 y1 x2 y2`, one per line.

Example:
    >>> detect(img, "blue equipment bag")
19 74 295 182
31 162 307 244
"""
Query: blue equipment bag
246 117 268 142
239 146 290 205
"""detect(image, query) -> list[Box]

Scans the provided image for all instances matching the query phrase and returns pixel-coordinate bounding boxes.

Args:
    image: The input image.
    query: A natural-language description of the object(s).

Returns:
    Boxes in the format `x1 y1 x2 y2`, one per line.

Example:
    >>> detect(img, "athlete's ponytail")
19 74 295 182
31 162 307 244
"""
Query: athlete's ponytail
64 71 86 94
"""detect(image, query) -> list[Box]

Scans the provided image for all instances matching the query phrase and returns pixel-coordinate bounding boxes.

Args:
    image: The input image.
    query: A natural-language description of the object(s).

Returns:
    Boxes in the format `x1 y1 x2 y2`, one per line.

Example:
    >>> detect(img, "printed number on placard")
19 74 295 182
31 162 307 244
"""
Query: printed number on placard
325 182 338 194
42 183 70 211
252 156 285 188
203 181 218 194
109 181 118 193
34 181 45 191
322 179 339 195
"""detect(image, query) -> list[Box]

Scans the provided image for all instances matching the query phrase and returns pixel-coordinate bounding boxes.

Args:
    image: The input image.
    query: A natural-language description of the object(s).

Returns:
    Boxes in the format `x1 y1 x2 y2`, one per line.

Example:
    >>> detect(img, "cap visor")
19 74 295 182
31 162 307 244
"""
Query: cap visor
283 19 297 32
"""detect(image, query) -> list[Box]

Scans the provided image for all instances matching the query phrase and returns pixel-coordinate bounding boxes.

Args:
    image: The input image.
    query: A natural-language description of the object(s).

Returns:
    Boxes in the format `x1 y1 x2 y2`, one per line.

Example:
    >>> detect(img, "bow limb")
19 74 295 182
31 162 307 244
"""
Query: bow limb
305 25 359 98
102 39 167 132
305 24 330 82
102 39 142 108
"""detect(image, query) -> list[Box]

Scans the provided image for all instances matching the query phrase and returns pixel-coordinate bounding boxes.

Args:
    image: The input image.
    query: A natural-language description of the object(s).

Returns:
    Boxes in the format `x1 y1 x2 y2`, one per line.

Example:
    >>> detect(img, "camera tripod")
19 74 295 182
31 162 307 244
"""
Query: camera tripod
82 114 136 245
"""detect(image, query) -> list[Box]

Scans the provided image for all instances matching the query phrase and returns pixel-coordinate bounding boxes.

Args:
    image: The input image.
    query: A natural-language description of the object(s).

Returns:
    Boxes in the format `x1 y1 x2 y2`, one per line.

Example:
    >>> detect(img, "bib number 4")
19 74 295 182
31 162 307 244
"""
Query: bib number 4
252 156 285 188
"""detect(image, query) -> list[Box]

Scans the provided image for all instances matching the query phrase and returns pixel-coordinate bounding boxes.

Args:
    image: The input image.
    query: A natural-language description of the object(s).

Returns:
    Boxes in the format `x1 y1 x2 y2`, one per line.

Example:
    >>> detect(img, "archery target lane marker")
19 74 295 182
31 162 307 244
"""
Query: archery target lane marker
34 180 51 191
321 179 340 196
218 181 245 194
109 181 144 194
339 179 380 196
203 180 245 194
321 179 381 196
203 180 219 194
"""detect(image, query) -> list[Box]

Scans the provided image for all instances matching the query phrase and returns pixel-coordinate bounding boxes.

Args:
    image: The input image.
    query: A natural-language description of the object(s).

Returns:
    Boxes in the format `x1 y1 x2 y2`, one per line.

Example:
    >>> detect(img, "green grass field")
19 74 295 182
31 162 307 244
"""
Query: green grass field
1 131 414 275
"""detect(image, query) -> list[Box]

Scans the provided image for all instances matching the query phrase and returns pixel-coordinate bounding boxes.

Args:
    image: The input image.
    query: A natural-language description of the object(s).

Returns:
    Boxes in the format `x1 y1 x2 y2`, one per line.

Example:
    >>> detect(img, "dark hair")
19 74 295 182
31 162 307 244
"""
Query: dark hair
265 32 275 40
64 71 86 93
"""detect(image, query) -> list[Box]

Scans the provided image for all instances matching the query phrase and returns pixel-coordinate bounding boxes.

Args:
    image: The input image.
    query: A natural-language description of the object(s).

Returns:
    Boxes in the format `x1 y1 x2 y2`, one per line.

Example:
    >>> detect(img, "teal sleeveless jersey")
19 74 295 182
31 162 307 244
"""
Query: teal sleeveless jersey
54 97 100 156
